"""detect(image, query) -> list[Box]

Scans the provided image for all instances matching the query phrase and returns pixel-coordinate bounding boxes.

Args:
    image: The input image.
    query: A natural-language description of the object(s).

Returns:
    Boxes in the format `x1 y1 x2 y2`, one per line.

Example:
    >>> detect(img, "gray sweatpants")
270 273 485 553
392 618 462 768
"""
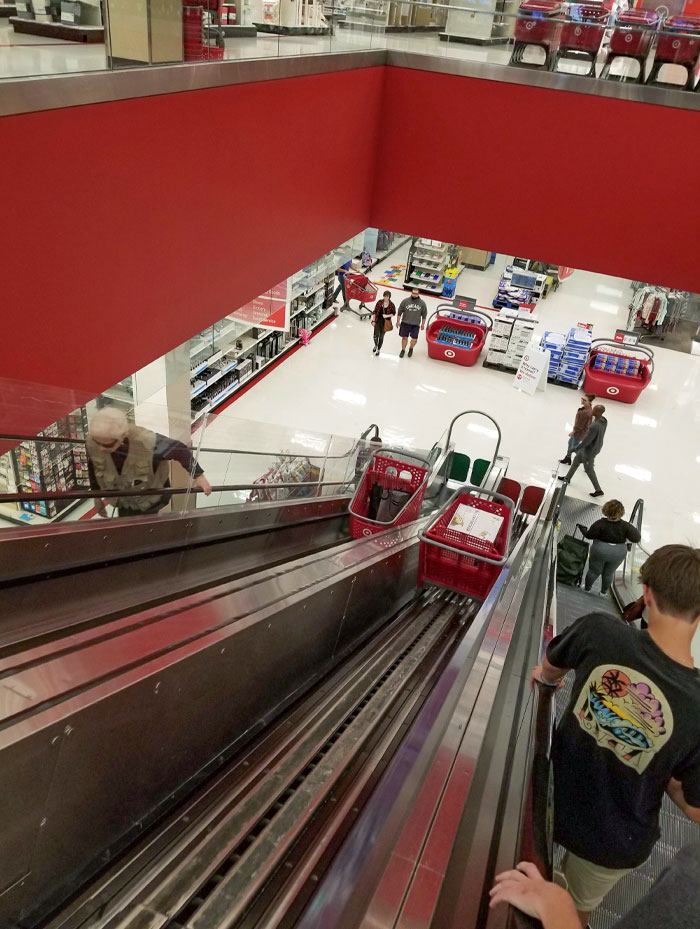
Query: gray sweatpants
564 452 602 494
585 541 627 593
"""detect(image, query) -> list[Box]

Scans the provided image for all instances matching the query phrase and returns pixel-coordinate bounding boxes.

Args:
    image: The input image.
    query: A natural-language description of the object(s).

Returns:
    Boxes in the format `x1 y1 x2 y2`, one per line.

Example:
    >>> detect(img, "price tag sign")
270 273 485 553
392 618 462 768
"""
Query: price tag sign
452 295 476 313
614 329 640 346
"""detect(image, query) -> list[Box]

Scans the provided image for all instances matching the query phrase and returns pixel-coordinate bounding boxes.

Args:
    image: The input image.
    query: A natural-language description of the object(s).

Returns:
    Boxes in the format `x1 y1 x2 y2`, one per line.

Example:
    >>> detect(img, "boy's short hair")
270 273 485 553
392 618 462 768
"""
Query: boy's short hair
641 545 700 621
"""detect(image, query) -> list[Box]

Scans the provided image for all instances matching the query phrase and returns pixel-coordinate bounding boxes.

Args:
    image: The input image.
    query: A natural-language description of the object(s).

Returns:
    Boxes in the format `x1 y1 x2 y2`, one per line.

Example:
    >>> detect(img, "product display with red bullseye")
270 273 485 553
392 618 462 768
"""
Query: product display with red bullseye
583 339 654 404
426 306 492 367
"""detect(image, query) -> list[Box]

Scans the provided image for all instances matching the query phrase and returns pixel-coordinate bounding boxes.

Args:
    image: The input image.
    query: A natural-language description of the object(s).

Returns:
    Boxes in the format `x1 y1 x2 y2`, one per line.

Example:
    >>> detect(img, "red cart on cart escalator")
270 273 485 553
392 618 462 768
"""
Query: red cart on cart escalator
349 448 430 540
418 486 513 600
647 14 700 89
582 340 654 404
426 306 493 368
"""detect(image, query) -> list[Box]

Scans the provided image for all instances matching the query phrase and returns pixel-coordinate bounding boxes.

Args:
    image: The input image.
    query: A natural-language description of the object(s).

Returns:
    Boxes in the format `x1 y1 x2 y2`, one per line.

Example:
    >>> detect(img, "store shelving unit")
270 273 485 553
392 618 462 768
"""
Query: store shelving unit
339 0 445 32
0 408 90 526
404 237 461 295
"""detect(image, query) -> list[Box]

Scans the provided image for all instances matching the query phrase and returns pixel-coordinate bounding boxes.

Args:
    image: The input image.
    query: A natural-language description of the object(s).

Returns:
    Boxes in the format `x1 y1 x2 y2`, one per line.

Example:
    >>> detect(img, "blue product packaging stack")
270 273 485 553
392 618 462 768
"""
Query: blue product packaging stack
557 327 592 385
542 332 566 380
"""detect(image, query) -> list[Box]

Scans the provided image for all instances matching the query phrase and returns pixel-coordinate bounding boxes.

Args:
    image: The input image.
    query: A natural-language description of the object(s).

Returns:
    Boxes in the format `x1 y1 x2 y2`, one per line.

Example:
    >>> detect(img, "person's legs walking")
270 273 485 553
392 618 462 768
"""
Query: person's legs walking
583 456 603 496
374 323 385 353
600 543 627 594
585 540 605 591
560 436 581 464
408 337 418 358
560 454 583 482
560 849 631 928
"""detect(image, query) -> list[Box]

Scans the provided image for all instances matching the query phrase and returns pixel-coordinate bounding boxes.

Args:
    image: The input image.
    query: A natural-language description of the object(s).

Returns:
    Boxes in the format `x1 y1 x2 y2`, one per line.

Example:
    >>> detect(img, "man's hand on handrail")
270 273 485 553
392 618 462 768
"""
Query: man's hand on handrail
529 656 568 691
490 861 580 929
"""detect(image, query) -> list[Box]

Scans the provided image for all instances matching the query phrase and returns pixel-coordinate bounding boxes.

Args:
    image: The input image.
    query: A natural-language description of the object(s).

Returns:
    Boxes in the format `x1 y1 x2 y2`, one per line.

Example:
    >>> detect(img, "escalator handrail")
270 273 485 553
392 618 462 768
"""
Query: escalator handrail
0 479 349 505
0 432 361 462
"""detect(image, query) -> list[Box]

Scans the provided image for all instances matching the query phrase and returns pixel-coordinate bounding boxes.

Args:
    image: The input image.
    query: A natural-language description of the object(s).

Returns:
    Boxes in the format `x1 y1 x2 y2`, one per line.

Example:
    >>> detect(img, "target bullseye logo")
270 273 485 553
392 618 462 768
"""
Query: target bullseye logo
575 25 582 35
444 349 456 358
362 527 372 536
607 386 620 396
673 38 681 48
526 20 535 29
625 32 633 43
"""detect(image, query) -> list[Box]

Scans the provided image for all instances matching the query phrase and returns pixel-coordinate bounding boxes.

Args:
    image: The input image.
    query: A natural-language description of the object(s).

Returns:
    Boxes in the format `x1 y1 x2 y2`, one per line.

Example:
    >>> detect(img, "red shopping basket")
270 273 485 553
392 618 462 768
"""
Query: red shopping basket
349 449 430 539
418 487 513 599
426 308 492 368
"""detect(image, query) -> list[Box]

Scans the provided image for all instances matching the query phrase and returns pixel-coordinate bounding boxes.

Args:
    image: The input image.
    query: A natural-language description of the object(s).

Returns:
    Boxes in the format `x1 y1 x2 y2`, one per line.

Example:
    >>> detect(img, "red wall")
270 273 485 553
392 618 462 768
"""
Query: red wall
371 67 700 293
4 63 700 437
0 66 384 437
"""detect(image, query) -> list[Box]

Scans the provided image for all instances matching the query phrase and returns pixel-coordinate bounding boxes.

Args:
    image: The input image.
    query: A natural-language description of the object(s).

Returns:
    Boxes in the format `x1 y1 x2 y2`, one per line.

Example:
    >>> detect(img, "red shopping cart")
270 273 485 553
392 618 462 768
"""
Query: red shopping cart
647 14 700 89
184 4 226 61
510 0 563 69
349 449 430 539
342 272 378 321
551 2 609 77
426 307 492 368
418 486 513 600
601 10 660 83
582 340 654 404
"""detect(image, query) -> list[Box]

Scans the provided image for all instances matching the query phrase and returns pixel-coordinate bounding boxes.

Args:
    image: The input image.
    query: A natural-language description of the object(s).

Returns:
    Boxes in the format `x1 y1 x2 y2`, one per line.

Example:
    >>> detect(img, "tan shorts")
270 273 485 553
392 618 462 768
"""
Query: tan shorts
555 849 632 912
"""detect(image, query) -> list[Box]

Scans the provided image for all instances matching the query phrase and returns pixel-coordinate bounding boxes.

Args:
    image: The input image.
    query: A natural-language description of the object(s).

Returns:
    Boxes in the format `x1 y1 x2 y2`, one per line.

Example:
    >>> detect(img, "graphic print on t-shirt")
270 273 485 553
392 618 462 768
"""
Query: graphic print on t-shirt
574 664 674 774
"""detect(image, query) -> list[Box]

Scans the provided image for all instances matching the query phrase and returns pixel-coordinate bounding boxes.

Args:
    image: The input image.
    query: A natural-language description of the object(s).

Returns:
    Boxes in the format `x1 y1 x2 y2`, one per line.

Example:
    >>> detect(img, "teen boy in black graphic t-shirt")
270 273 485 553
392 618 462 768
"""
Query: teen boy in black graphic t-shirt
531 545 700 928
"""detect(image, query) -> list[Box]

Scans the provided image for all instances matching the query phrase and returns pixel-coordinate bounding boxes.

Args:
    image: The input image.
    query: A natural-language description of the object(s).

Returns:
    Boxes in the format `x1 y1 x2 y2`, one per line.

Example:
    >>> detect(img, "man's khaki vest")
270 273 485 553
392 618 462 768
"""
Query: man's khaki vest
87 425 169 512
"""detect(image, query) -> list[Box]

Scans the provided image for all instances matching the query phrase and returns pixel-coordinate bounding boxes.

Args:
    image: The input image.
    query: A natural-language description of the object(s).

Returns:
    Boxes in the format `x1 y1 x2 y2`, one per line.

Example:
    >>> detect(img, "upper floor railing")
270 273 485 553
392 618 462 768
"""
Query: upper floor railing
4 0 700 109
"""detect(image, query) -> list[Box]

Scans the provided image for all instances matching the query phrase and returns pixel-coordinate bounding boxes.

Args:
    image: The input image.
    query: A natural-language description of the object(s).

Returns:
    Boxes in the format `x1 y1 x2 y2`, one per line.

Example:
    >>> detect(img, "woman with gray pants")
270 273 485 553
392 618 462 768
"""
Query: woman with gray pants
577 500 642 595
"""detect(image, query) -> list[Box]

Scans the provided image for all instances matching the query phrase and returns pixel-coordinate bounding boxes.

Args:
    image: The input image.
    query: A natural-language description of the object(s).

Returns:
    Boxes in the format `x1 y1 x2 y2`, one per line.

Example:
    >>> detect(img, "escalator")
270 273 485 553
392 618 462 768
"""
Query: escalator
2 445 676 929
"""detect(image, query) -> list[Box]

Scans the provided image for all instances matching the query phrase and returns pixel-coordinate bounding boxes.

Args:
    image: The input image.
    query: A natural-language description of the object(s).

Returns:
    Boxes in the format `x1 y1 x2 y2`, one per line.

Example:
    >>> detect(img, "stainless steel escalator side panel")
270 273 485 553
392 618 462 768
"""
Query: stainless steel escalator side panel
293 503 543 929
0 494 352 583
0 521 423 928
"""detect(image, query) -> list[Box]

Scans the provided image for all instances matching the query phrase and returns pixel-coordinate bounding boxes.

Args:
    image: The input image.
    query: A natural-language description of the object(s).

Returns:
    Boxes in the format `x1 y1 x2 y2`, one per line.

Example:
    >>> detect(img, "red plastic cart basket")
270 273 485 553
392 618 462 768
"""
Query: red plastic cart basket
552 2 608 76
349 449 430 539
418 486 513 599
511 0 563 68
343 272 378 321
648 14 700 88
601 10 659 82
582 340 654 404
426 308 493 368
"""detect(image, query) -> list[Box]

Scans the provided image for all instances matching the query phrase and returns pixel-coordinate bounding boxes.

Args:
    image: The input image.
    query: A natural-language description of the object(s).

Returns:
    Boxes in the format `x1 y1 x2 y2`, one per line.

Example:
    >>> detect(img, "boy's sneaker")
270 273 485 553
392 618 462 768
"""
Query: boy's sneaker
399 350 405 358
408 347 414 358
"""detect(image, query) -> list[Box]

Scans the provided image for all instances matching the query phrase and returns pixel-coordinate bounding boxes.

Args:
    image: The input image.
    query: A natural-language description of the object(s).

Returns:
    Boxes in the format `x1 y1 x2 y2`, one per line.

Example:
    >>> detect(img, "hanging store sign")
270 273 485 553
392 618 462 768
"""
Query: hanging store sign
452 294 476 313
231 278 291 331
513 343 549 396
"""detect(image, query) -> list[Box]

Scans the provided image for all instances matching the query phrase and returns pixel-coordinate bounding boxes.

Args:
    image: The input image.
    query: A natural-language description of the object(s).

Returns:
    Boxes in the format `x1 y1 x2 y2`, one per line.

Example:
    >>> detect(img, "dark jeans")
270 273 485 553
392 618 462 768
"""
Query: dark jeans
564 453 602 494
565 436 582 458
373 320 385 350
585 541 627 593
333 277 346 303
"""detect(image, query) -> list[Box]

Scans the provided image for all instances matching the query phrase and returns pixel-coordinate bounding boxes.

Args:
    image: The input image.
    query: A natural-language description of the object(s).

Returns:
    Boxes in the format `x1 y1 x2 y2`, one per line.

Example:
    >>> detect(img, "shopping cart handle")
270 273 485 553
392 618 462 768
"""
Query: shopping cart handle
417 527 509 567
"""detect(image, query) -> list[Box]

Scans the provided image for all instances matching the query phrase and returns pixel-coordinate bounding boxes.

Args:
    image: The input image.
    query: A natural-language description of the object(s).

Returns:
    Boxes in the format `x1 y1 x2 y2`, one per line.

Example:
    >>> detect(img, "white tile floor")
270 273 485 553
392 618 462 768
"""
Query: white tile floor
222 241 700 555
0 23 535 80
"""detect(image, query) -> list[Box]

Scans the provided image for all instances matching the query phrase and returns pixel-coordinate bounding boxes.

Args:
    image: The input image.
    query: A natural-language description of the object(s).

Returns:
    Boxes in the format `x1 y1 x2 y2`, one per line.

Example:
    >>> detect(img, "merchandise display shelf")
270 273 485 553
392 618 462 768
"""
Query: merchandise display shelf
365 234 410 269
190 360 238 398
192 336 302 423
412 261 447 273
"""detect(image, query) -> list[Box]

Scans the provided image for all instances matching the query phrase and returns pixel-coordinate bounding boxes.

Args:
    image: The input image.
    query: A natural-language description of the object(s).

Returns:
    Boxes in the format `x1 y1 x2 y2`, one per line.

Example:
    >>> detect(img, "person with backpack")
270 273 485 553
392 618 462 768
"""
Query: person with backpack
577 499 641 596
559 404 607 498
530 544 700 928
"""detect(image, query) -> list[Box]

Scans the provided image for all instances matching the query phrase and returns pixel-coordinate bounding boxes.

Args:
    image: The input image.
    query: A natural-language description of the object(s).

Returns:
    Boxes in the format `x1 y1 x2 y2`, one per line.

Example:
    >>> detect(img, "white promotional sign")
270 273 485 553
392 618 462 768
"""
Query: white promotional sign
513 342 549 396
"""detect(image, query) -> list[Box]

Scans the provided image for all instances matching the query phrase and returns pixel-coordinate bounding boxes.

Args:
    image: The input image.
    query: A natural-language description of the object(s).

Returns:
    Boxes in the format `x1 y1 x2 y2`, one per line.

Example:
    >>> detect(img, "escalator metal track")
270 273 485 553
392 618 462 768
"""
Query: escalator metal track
43 591 476 929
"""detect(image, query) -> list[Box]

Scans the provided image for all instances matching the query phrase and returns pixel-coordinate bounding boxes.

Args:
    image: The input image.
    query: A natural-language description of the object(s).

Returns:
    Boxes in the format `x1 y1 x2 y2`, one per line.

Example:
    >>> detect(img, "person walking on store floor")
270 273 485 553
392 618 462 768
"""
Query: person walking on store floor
577 499 641 596
560 393 596 465
87 407 212 518
397 288 427 358
372 291 396 355
559 404 607 498
529 544 700 929
332 259 353 307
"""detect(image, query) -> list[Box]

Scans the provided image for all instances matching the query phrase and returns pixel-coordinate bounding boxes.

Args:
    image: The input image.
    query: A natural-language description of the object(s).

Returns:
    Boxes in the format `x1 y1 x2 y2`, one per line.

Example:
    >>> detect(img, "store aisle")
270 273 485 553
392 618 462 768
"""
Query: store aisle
225 241 700 553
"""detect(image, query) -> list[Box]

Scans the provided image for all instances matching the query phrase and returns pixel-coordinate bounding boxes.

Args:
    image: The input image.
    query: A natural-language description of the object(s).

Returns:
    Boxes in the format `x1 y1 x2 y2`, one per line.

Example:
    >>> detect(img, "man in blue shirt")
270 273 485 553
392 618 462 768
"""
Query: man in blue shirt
333 260 352 305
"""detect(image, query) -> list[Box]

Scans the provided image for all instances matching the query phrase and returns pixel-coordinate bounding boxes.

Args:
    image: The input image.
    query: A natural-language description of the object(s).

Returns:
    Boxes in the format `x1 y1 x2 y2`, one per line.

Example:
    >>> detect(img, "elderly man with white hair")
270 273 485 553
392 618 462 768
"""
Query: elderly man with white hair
87 407 211 518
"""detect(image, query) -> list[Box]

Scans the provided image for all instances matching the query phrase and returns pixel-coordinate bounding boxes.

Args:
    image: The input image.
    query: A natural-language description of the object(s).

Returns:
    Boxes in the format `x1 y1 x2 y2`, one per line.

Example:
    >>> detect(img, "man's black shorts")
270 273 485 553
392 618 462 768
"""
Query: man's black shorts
399 322 420 340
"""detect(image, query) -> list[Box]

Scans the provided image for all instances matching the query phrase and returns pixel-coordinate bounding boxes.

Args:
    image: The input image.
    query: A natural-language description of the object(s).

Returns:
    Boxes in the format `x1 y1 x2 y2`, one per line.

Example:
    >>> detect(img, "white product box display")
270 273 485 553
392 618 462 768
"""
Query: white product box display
447 504 504 544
